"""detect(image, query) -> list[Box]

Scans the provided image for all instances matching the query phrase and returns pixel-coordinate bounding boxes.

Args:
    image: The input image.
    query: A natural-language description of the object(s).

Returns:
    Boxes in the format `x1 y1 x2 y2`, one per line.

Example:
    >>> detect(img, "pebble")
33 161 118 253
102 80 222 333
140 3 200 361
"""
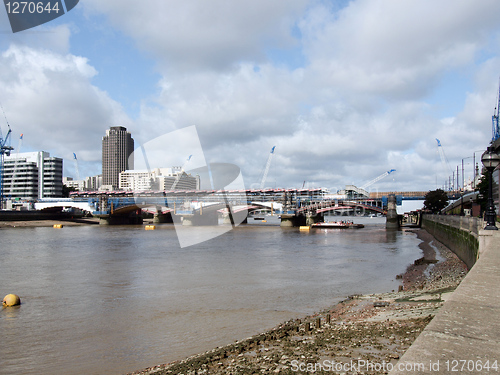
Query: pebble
128 229 467 375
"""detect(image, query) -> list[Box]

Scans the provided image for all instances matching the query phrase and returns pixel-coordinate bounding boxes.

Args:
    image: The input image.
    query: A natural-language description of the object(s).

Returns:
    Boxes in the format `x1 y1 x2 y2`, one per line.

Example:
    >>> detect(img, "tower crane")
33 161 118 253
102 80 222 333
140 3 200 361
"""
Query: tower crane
492 81 500 142
73 153 80 181
360 169 396 190
259 146 276 189
8 133 23 194
0 105 14 209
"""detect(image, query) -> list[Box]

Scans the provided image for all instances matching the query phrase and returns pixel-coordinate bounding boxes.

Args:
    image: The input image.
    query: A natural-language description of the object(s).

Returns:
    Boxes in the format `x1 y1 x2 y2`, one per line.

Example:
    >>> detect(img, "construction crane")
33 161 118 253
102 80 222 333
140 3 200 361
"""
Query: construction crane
73 153 80 181
259 146 276 189
360 169 396 190
492 82 500 142
8 133 23 194
436 138 453 189
0 106 14 209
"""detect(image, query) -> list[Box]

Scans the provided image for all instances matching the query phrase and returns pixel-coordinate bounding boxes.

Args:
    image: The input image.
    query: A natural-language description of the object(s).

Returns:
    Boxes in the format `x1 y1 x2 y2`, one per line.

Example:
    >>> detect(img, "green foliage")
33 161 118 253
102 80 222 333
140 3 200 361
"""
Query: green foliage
423 189 449 213
62 184 77 198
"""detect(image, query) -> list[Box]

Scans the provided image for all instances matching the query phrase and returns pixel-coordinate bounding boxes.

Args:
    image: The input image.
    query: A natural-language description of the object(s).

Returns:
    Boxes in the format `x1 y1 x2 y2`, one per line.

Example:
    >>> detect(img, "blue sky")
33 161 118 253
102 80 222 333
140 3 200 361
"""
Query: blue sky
1 0 500 192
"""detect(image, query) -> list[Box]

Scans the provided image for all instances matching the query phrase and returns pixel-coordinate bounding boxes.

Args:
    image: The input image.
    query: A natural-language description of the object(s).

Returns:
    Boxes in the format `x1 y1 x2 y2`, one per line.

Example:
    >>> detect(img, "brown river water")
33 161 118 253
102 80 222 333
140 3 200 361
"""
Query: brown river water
0 217 422 375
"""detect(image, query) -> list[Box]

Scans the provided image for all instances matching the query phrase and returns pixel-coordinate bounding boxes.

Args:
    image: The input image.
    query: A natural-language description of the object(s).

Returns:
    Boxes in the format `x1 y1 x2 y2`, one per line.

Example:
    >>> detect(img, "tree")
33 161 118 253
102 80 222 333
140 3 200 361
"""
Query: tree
423 189 449 213
62 184 77 198
475 174 488 213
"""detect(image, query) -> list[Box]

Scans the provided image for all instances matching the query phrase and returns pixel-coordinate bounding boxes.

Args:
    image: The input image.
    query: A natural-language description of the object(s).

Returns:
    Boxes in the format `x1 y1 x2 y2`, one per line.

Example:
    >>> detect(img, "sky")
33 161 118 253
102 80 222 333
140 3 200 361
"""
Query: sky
1 0 500 193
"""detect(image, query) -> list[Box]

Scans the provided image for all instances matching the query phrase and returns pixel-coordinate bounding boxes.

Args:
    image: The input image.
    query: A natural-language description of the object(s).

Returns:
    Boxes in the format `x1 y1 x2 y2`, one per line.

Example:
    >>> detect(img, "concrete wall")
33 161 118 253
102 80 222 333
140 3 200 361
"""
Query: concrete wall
422 215 482 269
390 218 500 375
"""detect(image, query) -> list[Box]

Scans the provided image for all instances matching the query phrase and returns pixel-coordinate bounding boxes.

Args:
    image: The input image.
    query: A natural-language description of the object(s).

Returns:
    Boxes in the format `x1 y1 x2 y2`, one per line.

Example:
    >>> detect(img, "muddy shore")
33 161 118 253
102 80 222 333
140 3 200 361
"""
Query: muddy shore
0 217 100 227
128 228 468 375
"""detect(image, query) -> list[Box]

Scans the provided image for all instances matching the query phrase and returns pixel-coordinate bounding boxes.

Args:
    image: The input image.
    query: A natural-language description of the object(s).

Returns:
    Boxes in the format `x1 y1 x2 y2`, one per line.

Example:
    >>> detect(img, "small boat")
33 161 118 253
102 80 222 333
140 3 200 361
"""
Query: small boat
311 220 364 229
246 210 281 225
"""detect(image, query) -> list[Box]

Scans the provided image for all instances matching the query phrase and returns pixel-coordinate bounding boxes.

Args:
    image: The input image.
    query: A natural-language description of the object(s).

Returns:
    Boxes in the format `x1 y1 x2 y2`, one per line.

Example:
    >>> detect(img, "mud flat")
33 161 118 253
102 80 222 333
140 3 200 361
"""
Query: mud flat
128 228 468 375
0 217 100 227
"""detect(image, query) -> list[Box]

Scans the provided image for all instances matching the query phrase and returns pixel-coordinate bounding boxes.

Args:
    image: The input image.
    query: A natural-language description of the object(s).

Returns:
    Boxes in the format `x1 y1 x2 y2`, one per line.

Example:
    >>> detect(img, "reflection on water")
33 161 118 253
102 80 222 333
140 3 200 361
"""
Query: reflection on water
0 219 421 375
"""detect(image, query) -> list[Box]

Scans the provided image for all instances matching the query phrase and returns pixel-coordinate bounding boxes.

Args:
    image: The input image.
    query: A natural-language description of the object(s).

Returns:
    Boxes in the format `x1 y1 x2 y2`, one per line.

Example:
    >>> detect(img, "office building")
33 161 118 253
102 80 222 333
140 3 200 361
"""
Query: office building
63 175 102 192
63 177 86 191
3 151 63 200
86 174 102 191
102 126 134 190
119 167 200 191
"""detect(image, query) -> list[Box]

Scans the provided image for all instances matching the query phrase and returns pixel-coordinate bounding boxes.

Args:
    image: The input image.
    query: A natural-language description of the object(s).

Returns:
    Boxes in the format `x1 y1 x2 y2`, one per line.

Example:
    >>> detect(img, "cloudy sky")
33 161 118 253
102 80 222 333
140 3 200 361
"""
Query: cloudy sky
1 0 500 193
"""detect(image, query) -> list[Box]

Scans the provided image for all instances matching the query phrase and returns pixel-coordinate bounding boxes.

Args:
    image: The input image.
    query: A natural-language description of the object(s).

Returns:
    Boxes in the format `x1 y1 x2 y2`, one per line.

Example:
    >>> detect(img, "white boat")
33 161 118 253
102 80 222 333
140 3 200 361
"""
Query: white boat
246 210 281 225
311 220 364 229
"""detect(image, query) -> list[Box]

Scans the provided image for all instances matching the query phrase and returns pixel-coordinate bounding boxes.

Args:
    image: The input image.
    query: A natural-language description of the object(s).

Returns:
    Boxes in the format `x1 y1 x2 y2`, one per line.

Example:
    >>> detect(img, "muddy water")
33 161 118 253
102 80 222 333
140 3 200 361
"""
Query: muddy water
0 218 421 375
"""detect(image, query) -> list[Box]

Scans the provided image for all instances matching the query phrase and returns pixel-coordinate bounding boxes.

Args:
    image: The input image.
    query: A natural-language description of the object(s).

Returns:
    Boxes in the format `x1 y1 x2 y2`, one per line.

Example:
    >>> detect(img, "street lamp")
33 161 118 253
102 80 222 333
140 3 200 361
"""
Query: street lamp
481 147 500 230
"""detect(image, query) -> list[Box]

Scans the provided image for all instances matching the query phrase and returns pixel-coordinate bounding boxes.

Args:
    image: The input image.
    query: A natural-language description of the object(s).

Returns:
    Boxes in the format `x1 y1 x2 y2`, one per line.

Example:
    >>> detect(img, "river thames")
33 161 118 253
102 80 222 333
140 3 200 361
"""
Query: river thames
0 218 422 375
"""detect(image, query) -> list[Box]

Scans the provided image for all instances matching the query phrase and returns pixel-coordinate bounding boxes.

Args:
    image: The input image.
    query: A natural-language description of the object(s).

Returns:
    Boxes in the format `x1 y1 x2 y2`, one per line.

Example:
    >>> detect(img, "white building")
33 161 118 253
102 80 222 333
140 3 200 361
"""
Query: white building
119 167 200 191
3 151 63 200
63 177 86 191
63 175 102 192
86 175 102 191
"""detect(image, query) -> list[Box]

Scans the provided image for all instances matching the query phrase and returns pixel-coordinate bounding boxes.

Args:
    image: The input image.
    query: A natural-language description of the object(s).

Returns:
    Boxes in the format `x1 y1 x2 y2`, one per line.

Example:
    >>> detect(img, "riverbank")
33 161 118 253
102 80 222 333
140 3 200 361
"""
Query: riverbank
128 228 467 375
0 217 100 227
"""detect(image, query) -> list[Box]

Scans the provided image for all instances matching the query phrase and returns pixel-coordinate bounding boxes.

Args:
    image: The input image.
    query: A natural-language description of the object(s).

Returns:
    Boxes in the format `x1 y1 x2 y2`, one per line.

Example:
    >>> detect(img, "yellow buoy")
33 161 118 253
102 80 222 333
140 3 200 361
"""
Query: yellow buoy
145 225 156 230
53 224 63 228
2 294 21 307
299 226 310 231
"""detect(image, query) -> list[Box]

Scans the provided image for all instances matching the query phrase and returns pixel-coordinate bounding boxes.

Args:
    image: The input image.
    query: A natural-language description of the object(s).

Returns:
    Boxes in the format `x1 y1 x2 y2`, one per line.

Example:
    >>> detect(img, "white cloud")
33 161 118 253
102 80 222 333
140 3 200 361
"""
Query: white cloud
82 0 308 71
301 0 500 99
3 0 500 191
0 44 131 170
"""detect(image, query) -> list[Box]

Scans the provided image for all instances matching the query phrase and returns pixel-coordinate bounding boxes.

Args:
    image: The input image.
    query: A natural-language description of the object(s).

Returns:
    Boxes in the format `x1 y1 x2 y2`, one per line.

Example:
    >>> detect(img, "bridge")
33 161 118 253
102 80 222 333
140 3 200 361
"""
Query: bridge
31 189 389 225
35 198 96 212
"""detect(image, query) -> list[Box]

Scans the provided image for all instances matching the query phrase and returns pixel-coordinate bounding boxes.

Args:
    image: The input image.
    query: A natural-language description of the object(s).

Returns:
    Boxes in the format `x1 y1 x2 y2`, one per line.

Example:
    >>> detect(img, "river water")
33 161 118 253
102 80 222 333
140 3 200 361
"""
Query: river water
0 218 422 375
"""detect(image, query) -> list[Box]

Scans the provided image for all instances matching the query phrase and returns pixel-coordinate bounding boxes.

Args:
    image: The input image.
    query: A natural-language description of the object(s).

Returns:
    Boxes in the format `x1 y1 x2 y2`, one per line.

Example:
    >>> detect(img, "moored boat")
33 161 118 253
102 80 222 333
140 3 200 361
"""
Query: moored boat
311 220 364 229
246 209 282 225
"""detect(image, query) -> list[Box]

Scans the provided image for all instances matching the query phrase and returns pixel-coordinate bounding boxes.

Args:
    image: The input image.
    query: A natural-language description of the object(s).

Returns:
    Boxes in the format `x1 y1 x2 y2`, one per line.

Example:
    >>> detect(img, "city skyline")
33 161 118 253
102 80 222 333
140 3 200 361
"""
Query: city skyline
2 1 500 192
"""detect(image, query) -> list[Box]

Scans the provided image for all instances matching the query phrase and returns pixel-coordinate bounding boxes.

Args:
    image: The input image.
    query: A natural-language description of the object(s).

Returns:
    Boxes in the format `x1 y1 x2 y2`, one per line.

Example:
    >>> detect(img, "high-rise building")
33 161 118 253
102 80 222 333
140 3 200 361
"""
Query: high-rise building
102 126 134 190
3 151 63 200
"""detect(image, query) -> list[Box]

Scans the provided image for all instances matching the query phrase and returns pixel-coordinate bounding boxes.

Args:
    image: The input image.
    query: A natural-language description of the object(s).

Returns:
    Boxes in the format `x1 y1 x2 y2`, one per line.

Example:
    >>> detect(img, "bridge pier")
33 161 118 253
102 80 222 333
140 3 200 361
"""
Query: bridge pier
221 212 234 225
153 212 172 224
306 213 324 226
385 194 399 229
98 212 143 225
280 214 307 227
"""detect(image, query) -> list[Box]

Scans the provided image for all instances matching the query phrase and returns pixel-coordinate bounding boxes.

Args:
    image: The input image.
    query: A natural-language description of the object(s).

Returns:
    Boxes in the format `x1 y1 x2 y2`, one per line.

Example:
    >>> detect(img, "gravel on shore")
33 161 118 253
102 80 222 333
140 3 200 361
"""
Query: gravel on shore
128 228 468 375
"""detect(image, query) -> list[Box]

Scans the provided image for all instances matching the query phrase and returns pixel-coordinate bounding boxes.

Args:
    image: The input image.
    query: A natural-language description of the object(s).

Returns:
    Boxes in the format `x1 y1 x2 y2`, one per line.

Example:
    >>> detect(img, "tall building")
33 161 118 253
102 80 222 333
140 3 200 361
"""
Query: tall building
102 126 134 190
3 151 63 200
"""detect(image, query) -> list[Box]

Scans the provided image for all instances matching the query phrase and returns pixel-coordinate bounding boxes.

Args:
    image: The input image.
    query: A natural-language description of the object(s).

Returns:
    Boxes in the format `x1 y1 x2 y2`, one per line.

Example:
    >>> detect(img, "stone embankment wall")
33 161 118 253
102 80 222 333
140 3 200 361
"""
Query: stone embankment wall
422 215 481 269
